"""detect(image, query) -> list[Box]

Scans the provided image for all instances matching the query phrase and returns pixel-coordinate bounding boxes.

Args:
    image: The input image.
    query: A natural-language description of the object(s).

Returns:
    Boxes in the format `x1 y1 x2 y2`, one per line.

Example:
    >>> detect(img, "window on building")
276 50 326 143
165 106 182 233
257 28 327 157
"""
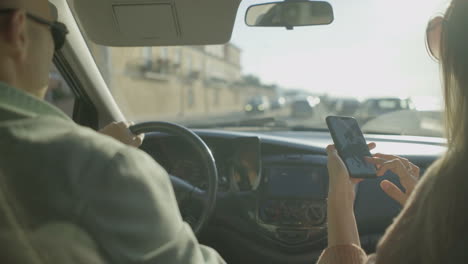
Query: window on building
187 88 195 108
142 47 153 69
197 60 202 72
174 47 181 66
186 55 192 73
45 66 75 118
160 47 169 60
205 45 225 58
206 62 211 78
213 89 220 106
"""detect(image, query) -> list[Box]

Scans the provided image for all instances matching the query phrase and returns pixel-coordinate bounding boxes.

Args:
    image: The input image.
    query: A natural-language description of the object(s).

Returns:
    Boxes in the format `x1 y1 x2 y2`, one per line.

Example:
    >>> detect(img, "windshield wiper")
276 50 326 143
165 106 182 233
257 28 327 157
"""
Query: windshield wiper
361 130 402 135
189 117 332 132
289 126 330 132
188 117 288 129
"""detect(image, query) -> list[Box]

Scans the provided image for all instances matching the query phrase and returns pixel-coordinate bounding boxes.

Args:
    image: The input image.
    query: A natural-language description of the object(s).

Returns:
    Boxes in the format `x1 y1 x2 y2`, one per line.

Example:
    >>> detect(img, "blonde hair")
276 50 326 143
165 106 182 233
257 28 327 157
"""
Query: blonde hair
375 0 468 263
441 0 468 151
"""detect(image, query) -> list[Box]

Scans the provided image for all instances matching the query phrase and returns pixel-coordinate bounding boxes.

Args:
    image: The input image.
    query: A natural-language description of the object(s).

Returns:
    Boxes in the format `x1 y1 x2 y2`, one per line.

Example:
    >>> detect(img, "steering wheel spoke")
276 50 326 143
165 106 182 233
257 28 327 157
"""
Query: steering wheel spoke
191 187 208 203
170 175 208 204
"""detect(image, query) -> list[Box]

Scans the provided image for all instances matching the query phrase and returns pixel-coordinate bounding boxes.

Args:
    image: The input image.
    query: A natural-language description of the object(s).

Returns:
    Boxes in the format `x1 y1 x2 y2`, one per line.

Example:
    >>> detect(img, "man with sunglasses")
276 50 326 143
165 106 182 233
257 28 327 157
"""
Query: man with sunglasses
0 0 225 263
0 1 65 98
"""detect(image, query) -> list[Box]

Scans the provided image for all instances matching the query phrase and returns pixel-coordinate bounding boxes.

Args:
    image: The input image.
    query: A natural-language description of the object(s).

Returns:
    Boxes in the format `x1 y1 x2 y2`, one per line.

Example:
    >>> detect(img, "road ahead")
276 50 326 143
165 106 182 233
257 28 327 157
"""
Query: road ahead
145 104 443 137
175 103 331 129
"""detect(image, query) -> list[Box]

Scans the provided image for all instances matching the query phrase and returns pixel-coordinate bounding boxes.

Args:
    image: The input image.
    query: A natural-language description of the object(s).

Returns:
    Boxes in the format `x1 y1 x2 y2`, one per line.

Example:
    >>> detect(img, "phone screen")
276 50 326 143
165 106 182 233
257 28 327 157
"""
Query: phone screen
326 116 376 178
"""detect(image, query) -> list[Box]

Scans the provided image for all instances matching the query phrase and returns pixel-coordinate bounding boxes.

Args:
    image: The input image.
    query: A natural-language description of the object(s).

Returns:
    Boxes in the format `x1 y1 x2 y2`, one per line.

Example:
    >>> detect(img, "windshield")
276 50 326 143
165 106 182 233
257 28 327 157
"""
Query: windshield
70 0 447 137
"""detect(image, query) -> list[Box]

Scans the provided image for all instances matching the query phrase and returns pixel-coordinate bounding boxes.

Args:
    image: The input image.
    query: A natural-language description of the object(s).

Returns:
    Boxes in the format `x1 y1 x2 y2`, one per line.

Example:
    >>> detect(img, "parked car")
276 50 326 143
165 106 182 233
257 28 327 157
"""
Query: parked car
334 98 360 116
356 97 414 124
270 96 286 110
244 96 271 114
290 96 320 118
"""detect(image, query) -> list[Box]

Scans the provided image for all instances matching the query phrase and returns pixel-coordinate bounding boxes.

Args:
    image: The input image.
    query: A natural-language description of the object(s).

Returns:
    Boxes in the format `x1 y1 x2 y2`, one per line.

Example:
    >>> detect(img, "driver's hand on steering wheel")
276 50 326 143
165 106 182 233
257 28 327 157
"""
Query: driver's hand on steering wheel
99 121 144 147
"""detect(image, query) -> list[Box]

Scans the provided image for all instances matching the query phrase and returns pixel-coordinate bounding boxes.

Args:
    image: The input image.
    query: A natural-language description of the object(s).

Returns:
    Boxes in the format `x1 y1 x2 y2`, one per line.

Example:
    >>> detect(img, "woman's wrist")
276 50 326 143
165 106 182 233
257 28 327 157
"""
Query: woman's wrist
327 203 360 247
328 189 355 208
327 195 355 220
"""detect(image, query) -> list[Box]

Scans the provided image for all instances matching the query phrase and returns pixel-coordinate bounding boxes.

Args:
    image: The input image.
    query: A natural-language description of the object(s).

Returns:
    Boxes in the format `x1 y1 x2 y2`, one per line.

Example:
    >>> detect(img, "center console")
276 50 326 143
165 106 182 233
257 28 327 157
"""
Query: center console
255 155 329 245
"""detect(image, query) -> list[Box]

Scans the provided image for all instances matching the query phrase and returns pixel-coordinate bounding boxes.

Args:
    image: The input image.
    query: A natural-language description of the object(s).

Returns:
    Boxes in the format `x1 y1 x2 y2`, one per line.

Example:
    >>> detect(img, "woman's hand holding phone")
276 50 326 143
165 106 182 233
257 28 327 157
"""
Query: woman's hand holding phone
326 142 420 248
326 142 376 247
365 154 420 206
327 143 420 205
326 142 376 203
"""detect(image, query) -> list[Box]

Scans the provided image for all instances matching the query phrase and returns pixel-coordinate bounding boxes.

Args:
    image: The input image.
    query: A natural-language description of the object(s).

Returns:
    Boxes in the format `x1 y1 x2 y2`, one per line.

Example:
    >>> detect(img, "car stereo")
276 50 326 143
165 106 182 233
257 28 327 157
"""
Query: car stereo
265 166 327 199
257 166 328 228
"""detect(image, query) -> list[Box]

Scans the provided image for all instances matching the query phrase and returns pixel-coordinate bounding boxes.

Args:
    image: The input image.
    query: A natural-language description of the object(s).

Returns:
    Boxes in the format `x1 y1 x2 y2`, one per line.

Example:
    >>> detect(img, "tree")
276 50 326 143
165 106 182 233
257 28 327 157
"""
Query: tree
242 74 262 87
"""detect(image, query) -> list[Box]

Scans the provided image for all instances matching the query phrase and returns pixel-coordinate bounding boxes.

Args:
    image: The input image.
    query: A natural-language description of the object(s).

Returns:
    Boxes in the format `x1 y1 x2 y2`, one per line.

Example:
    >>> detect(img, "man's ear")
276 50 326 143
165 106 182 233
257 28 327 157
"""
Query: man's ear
4 10 28 62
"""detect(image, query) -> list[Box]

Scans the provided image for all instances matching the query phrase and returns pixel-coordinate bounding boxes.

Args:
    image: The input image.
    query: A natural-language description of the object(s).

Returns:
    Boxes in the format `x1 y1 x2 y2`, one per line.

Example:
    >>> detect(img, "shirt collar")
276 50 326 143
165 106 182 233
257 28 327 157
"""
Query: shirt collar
0 82 71 121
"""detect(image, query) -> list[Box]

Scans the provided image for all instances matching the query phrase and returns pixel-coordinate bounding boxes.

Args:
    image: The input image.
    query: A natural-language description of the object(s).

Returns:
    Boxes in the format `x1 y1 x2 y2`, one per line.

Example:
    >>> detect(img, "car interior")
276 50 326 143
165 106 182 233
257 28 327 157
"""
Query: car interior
44 0 447 263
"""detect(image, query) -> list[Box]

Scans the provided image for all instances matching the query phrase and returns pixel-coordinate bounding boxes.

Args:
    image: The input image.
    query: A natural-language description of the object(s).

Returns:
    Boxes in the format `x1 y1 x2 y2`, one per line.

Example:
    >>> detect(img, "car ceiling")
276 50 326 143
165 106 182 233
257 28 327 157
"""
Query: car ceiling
72 0 242 46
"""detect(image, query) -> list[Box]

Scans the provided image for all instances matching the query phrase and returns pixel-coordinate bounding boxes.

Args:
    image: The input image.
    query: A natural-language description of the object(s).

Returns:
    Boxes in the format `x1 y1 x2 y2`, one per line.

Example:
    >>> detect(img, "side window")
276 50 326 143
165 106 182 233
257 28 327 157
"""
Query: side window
45 65 75 118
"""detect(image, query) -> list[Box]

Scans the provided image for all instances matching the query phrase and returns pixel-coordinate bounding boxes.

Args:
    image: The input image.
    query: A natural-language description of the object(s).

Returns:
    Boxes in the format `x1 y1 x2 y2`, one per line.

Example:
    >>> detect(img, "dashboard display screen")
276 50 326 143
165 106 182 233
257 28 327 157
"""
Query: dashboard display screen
267 167 327 199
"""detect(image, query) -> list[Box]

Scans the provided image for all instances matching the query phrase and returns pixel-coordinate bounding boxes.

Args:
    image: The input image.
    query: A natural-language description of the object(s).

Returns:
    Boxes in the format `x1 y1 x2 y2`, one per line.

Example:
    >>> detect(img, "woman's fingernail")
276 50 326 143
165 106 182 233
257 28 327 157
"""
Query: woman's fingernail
381 181 390 190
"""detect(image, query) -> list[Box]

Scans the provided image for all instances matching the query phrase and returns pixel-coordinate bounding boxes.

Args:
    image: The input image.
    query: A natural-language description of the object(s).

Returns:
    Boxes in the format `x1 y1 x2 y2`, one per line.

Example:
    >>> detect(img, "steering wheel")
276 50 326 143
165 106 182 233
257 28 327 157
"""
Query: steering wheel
130 122 218 235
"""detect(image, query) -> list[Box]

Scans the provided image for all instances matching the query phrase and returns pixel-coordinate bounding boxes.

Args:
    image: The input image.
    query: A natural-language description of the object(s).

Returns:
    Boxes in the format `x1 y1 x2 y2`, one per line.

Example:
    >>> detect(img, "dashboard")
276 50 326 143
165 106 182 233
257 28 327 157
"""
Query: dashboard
257 156 328 243
140 129 446 264
140 136 262 192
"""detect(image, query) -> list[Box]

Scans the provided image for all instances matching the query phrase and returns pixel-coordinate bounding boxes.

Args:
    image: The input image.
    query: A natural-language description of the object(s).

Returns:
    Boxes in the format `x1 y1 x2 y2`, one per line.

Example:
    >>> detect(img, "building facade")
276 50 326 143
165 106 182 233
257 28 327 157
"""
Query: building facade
89 43 275 122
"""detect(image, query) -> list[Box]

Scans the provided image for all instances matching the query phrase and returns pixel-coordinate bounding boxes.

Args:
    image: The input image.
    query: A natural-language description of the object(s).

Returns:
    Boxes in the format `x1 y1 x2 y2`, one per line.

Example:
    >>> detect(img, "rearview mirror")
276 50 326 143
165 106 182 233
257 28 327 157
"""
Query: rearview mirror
245 1 334 29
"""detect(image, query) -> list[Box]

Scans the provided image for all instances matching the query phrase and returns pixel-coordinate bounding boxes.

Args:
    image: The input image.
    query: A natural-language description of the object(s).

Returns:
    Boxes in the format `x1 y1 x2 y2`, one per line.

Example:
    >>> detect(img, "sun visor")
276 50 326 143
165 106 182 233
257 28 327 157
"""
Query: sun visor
113 4 178 39
73 0 242 47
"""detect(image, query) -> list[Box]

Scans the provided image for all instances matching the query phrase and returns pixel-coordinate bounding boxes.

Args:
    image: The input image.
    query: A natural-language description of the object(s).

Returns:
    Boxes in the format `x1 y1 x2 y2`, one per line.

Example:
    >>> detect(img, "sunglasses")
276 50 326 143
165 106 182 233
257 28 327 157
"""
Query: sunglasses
0 9 69 51
425 16 445 62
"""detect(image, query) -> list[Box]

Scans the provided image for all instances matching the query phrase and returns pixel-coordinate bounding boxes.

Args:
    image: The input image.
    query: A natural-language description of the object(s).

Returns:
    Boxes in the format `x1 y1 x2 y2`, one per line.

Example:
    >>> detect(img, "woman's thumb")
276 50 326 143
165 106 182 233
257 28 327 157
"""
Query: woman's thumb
380 180 406 206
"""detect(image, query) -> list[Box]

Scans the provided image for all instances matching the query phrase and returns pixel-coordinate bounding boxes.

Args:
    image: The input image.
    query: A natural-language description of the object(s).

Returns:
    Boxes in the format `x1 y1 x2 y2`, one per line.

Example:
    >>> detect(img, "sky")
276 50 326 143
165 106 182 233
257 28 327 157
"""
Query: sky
230 0 449 105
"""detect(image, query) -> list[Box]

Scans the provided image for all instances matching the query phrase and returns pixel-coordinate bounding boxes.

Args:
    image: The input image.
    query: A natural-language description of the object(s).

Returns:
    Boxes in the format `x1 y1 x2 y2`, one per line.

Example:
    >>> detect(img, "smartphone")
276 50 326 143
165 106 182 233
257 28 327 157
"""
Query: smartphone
326 116 376 178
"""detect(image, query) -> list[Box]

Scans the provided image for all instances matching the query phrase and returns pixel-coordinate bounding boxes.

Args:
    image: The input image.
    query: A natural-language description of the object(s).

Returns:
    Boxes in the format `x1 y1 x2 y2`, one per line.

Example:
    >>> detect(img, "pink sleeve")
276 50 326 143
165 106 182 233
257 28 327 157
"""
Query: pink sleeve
316 244 372 264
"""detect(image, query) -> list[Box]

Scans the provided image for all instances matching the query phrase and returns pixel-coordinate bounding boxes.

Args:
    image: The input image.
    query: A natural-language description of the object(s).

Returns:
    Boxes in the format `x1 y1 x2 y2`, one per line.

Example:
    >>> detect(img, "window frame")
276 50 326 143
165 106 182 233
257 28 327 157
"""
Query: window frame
53 53 99 129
